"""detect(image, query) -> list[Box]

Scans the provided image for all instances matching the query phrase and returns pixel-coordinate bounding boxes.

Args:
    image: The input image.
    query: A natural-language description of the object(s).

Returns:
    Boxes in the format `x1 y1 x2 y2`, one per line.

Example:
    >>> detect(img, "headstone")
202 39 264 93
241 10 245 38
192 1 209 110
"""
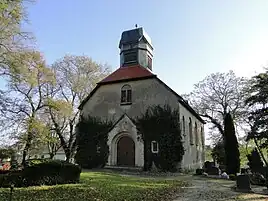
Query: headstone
236 174 252 192
204 161 213 170
207 166 221 175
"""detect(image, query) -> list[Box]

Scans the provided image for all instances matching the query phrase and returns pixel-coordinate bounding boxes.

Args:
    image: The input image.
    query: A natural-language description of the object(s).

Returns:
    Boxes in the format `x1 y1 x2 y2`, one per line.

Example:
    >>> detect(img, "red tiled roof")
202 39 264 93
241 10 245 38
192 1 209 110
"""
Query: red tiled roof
98 65 155 84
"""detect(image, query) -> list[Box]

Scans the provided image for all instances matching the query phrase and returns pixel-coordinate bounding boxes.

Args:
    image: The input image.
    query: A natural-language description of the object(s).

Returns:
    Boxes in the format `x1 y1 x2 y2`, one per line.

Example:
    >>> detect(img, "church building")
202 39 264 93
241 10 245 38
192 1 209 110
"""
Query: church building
78 27 205 170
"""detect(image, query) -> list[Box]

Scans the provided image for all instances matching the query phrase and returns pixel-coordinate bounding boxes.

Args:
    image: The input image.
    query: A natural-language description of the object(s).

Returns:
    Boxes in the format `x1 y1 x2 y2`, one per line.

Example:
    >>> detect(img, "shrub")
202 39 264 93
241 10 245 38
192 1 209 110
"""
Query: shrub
0 170 10 175
229 174 236 180
25 159 51 167
211 141 225 165
224 113 240 175
247 148 264 173
75 116 113 169
0 160 81 187
195 168 204 175
249 173 266 186
135 104 184 172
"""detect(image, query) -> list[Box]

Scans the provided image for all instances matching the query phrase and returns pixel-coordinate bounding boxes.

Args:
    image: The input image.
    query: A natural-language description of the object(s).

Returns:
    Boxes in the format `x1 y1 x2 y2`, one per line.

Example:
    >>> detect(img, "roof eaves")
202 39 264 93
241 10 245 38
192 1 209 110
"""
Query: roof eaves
155 77 205 124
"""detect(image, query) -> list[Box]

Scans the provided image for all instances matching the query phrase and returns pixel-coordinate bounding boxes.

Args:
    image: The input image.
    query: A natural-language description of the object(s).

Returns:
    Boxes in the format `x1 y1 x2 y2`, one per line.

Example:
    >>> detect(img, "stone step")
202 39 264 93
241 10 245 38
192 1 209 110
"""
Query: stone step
104 165 143 172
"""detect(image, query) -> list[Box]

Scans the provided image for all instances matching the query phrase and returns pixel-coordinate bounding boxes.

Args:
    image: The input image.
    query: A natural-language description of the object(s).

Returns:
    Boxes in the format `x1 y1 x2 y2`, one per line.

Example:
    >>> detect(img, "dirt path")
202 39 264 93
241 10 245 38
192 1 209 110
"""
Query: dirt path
173 176 268 201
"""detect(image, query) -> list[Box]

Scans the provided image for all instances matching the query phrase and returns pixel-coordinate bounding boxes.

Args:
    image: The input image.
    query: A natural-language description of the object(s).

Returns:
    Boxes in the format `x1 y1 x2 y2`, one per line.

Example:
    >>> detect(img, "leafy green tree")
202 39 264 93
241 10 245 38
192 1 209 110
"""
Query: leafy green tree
247 148 263 173
0 147 14 159
0 0 35 74
245 69 268 166
0 51 55 165
224 113 240 175
211 141 225 165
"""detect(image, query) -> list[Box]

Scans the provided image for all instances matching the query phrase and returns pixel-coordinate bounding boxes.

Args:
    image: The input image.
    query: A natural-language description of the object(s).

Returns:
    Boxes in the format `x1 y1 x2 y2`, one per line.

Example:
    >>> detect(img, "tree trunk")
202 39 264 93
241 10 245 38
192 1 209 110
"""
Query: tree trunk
65 149 71 162
21 132 33 166
49 153 54 159
253 137 268 166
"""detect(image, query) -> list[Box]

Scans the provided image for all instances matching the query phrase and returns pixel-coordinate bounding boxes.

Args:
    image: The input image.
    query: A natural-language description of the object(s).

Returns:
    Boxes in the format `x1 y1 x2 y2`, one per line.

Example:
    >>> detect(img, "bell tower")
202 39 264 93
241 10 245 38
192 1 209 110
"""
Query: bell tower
119 27 153 70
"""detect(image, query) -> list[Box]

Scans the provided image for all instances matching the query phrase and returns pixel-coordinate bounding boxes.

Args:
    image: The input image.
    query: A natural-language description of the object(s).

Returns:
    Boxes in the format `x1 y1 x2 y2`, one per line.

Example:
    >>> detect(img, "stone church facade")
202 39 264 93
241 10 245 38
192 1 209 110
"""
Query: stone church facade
78 27 205 170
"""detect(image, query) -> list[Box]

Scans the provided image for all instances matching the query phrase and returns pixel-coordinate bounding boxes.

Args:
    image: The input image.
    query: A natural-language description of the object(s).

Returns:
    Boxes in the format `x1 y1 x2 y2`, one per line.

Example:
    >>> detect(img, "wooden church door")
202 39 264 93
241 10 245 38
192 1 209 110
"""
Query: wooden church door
117 136 135 166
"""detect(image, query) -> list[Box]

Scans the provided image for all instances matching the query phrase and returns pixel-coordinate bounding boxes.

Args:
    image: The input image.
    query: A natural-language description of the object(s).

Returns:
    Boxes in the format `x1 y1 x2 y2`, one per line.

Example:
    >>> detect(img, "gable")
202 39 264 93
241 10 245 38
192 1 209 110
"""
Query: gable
79 76 204 124
107 113 136 134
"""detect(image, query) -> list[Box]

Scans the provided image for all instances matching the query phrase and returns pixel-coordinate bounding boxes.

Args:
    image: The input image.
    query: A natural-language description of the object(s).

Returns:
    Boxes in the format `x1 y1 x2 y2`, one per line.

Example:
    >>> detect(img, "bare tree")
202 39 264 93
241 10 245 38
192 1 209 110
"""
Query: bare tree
48 55 110 162
183 71 248 142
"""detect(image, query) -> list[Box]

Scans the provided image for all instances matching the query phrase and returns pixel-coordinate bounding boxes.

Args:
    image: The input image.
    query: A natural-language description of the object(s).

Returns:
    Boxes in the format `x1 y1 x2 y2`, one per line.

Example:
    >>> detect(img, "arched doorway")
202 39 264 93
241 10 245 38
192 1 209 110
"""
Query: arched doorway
117 136 135 166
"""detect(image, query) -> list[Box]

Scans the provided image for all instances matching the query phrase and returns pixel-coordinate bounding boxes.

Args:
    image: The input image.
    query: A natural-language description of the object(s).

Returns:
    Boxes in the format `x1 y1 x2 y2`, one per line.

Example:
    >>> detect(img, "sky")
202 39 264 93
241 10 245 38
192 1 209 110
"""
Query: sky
25 0 268 95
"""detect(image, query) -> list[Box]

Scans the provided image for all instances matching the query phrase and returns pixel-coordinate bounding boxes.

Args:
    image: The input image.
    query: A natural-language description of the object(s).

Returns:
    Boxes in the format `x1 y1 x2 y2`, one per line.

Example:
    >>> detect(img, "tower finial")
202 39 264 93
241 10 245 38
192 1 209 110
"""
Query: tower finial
135 24 138 29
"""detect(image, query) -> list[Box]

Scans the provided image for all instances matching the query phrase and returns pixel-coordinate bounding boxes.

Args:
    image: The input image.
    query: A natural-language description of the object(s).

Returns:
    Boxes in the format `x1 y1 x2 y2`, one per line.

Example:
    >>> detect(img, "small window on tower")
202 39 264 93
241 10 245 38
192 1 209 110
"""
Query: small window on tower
124 51 137 65
121 84 132 104
148 56 152 70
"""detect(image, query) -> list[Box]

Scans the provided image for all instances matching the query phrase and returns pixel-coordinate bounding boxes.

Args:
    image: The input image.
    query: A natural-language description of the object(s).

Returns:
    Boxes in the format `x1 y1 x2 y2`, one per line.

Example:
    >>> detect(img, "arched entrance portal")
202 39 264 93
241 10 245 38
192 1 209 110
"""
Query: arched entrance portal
117 136 135 166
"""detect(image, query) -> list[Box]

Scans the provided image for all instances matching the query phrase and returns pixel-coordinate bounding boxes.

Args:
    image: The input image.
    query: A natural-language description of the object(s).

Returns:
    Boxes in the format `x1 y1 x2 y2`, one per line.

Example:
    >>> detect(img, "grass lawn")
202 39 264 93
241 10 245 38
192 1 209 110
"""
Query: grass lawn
0 171 188 201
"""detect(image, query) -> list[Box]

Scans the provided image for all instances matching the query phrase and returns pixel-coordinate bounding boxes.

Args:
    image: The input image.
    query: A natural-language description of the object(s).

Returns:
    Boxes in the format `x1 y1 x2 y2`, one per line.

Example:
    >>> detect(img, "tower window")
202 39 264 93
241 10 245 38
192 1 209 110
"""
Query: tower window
124 51 137 65
148 56 152 70
121 84 132 104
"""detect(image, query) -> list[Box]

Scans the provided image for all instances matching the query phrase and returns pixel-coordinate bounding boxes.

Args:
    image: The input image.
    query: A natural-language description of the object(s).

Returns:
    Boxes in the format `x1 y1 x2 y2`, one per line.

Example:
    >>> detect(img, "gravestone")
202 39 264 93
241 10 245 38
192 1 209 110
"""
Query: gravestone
207 166 221 175
236 174 252 192
204 161 213 170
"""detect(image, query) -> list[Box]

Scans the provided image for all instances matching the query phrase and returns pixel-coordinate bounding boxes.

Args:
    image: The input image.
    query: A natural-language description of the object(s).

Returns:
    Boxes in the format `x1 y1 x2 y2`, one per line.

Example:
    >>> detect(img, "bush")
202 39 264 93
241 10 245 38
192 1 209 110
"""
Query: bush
247 148 264 173
0 170 10 175
195 168 204 175
75 116 113 169
0 160 81 188
136 105 184 172
25 159 52 167
229 174 236 180
224 113 240 175
249 173 266 186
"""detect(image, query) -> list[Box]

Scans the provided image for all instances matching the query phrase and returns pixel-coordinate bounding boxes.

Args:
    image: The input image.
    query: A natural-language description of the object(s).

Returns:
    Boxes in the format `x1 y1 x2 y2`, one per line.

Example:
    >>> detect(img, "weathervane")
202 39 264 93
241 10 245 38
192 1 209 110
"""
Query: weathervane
135 24 138 28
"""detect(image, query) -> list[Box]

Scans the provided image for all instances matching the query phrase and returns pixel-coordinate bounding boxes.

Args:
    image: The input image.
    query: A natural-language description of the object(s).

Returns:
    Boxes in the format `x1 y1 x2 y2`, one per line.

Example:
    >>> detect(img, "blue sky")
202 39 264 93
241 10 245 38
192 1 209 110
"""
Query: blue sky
26 0 268 94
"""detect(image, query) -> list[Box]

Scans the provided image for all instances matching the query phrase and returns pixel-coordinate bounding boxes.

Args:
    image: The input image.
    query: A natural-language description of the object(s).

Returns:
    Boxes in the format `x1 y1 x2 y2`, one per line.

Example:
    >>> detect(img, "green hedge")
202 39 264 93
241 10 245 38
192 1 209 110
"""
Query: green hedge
0 160 81 188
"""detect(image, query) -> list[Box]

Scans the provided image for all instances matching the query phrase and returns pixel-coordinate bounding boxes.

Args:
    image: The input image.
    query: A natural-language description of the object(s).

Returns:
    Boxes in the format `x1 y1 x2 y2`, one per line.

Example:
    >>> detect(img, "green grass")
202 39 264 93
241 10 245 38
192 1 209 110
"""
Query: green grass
0 171 188 201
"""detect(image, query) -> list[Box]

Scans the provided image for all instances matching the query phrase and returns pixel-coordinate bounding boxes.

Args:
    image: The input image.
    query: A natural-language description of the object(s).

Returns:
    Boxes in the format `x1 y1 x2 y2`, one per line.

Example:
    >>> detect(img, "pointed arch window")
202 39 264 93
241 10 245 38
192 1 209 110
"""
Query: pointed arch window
182 116 186 136
121 84 132 104
189 117 193 145
201 127 205 148
195 122 198 146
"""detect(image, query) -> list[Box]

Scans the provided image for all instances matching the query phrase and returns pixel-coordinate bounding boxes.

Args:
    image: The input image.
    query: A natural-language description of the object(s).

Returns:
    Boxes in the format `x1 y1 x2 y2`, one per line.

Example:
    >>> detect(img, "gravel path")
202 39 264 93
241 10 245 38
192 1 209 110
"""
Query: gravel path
173 176 268 201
